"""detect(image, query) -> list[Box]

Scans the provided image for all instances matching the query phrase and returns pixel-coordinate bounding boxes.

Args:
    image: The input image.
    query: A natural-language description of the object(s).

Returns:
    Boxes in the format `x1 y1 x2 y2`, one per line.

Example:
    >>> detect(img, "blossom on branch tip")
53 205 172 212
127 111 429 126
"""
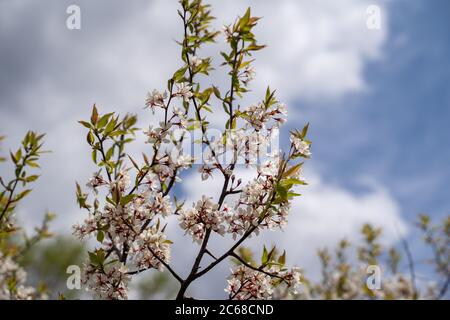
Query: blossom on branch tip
83 262 130 300
86 171 107 194
174 82 193 102
145 90 167 112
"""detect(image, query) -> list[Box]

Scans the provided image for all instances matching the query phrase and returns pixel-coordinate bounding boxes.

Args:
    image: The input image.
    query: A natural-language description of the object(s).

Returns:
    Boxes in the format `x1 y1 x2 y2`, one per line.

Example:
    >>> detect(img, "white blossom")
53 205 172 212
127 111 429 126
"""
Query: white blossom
290 135 311 158
144 122 171 144
174 82 193 102
174 153 194 168
145 90 167 112
222 25 233 42
86 171 107 194
190 56 203 68
240 65 256 86
225 265 302 300
131 226 171 272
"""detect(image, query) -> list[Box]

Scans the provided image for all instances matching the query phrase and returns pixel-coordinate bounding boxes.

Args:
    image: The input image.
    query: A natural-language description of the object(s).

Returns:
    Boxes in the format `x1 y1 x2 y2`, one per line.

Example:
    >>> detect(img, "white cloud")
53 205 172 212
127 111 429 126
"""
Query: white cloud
209 0 388 102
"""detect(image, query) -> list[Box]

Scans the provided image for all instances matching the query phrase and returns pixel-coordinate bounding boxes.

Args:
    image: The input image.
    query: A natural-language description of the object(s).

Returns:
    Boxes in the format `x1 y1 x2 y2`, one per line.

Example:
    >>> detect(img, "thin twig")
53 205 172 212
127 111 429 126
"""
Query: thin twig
230 251 288 283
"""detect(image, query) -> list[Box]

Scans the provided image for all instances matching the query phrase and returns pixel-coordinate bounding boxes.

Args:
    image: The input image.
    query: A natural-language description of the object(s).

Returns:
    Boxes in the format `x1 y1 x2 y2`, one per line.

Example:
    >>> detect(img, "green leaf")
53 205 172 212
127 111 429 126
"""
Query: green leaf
25 160 40 168
105 147 114 161
87 131 95 146
88 251 99 266
78 121 92 129
267 246 276 262
212 86 221 100
88 249 105 267
97 113 113 129
239 7 251 29
109 130 127 137
91 104 99 125
25 175 40 183
91 150 97 164
220 52 230 64
15 189 32 202
14 149 22 162
10 151 19 164
281 178 307 186
128 155 139 170
261 245 268 265
173 65 188 82
76 182 82 194
247 44 266 51
275 184 288 201
287 192 301 198
120 194 137 206
97 230 105 243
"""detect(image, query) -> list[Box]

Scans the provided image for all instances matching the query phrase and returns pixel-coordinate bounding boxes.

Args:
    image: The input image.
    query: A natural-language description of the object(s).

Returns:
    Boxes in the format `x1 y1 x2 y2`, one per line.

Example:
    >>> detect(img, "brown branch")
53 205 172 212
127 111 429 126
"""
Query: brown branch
230 251 288 284
438 275 450 299
205 249 218 260
228 278 251 300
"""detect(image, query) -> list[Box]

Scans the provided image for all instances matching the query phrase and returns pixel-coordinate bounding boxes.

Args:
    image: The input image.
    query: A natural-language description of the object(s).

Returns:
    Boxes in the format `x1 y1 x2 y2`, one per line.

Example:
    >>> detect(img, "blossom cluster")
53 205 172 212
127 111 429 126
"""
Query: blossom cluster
74 75 200 298
82 262 130 300
73 168 179 295
198 128 280 177
225 265 302 300
131 225 172 271
290 135 311 158
242 102 287 131
179 196 225 243
180 149 304 244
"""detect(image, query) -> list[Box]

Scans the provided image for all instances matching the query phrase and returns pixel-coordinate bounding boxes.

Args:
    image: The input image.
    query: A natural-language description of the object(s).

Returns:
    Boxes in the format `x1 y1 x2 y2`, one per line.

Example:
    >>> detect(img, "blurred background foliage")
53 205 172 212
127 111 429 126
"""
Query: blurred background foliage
20 236 85 299
0 133 449 300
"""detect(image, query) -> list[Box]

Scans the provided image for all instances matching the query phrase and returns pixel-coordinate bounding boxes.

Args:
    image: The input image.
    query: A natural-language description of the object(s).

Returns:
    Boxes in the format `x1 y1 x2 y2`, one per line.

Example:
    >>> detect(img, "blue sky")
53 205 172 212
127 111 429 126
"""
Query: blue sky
300 0 450 223
279 0 450 282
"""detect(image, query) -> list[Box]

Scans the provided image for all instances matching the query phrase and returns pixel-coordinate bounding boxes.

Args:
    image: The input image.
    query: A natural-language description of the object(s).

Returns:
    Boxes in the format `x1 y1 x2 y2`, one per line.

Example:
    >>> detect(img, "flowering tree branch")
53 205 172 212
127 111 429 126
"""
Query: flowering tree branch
74 0 310 300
